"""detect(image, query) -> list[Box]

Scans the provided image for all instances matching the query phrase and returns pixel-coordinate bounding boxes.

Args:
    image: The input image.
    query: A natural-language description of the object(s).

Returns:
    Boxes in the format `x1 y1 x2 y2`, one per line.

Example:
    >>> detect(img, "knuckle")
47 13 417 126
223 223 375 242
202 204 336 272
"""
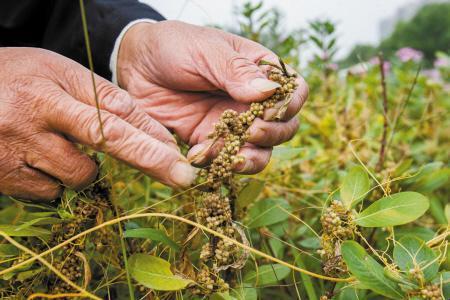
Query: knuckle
101 113 128 151
69 157 98 190
98 83 137 120
226 55 258 79
85 113 106 148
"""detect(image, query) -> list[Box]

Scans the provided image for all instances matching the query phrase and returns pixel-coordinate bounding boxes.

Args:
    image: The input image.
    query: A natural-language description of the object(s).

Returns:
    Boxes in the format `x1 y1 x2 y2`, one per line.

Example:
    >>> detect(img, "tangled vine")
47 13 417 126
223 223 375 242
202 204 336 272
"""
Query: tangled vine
191 58 298 295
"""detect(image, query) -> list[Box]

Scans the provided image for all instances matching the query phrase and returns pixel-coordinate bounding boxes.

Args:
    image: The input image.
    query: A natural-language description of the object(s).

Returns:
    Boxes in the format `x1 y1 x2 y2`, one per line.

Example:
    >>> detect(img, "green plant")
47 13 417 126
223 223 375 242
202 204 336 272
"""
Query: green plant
0 1 448 300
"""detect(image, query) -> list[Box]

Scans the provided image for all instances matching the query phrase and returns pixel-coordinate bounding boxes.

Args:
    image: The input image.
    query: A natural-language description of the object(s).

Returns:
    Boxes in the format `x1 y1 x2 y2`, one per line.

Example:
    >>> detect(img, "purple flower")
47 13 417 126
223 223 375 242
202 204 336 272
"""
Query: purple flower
422 69 441 81
396 47 423 62
326 63 338 71
434 57 449 68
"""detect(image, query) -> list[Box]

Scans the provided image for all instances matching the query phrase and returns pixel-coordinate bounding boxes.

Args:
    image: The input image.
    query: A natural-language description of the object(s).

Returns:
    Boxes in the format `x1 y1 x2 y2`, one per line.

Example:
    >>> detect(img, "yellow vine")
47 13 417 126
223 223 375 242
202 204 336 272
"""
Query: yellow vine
0 213 354 284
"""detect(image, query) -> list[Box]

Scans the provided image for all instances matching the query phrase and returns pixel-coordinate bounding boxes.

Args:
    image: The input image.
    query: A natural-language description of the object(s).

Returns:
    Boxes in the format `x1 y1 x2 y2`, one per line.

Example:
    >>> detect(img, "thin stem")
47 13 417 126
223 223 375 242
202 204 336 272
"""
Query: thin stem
376 53 389 172
108 158 135 300
79 0 104 142
1 213 354 283
387 65 421 150
0 232 100 300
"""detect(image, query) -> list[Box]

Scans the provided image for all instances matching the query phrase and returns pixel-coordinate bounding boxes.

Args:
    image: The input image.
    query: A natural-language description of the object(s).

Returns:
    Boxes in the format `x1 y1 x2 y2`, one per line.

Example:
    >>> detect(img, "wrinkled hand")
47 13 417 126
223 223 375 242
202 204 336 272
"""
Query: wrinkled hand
0 48 195 201
117 21 308 173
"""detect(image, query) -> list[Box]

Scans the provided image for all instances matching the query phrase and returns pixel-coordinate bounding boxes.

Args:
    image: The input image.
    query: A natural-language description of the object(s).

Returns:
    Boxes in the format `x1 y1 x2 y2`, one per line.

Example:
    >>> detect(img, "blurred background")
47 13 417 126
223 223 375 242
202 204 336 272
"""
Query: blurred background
142 0 450 72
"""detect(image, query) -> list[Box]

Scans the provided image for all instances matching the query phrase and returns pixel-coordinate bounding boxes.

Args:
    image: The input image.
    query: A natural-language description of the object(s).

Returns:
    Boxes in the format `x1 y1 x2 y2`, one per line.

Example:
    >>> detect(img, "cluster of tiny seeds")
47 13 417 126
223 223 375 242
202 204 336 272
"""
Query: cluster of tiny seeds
200 68 298 188
320 200 355 239
412 284 442 300
49 179 111 293
52 256 84 294
409 265 425 282
194 62 298 295
195 192 238 292
192 265 229 295
317 200 356 276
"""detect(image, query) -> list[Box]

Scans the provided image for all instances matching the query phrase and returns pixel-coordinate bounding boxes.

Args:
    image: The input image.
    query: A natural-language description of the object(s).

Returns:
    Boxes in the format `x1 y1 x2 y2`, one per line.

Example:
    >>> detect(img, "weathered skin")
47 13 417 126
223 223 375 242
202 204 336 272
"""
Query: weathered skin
0 21 308 201
117 21 309 173
0 48 195 201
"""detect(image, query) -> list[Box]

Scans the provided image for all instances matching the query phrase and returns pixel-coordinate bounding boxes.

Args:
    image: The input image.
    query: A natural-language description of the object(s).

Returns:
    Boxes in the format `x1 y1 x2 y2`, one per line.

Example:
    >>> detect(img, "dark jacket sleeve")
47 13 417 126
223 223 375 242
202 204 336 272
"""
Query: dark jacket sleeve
0 0 165 79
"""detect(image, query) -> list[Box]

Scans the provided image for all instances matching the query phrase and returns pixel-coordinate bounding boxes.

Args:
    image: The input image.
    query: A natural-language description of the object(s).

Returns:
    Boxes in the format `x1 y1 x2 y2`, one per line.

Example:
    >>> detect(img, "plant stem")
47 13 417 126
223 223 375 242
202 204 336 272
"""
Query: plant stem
78 0 104 142
2 213 354 283
376 53 389 172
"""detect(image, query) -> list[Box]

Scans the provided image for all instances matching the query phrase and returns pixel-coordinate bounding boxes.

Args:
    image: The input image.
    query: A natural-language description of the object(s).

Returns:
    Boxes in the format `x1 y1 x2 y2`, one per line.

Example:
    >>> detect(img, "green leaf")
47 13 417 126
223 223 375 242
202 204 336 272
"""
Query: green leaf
128 253 192 291
210 292 237 300
246 198 291 228
432 271 449 299
340 166 370 209
243 264 290 286
429 195 447 224
309 35 323 48
16 217 61 231
355 192 429 227
231 284 257 300
124 228 180 251
445 204 450 224
0 244 19 258
0 225 51 238
298 237 321 249
271 146 304 160
341 241 404 299
393 236 439 281
336 286 366 300
411 168 449 193
16 268 43 282
394 227 435 242
237 179 265 208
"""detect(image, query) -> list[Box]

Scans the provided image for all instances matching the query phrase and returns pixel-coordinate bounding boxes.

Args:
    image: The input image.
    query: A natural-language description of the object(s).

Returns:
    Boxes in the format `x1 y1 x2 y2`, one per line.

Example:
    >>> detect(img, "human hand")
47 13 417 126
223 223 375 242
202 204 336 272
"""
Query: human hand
0 48 196 201
117 21 308 173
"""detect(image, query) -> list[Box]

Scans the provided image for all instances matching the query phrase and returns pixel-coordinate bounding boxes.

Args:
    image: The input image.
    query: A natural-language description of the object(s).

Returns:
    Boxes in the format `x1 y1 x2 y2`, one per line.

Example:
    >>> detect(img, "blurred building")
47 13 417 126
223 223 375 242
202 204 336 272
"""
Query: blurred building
379 0 447 39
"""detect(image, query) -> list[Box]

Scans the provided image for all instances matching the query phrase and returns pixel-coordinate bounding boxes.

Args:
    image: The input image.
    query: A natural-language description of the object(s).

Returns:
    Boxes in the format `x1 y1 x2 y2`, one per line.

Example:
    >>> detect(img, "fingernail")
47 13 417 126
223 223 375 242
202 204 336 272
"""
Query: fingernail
170 161 197 187
250 78 281 92
236 158 253 173
246 126 263 143
188 142 210 165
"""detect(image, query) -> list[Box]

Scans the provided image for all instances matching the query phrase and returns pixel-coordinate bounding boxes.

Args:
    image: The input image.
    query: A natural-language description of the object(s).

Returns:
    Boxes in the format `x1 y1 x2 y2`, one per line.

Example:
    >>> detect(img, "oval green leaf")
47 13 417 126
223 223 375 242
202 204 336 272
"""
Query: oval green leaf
411 168 449 193
393 236 439 281
340 166 370 209
124 228 180 251
237 179 265 209
128 253 192 291
355 192 429 227
341 241 404 299
246 198 291 228
243 264 290 286
0 225 51 238
231 283 257 300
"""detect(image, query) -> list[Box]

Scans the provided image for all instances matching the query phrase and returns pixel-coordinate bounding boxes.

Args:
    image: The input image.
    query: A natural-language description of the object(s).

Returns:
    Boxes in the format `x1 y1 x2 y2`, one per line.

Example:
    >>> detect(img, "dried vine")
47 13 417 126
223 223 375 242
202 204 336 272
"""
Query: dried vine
192 58 299 295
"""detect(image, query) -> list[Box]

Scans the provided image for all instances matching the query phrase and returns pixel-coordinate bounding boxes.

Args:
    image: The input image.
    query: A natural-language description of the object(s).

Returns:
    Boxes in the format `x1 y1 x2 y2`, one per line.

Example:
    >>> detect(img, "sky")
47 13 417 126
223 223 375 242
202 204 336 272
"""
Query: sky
141 0 424 59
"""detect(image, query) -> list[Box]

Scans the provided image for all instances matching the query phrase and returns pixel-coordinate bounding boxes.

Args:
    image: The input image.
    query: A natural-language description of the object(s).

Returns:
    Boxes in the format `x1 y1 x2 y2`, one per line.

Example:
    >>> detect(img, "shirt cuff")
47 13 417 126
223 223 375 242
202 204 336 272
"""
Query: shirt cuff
109 18 157 85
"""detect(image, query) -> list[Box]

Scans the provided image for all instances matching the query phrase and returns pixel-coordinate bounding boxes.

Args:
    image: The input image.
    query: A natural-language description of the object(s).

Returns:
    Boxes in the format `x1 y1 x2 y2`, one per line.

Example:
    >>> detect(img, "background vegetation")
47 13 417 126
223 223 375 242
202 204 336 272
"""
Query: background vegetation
341 2 450 68
0 1 448 299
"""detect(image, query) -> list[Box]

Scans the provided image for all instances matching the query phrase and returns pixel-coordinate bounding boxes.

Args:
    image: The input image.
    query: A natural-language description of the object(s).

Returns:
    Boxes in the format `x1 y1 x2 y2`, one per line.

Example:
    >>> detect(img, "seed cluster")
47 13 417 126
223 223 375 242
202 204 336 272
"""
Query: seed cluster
48 179 112 293
200 67 298 188
410 284 442 300
317 200 356 275
193 60 298 295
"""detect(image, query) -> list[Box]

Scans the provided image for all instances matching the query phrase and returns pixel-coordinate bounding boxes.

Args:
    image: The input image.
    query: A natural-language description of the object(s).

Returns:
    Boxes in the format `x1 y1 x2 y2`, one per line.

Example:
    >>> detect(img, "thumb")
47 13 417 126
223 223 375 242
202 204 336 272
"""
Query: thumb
214 50 280 103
